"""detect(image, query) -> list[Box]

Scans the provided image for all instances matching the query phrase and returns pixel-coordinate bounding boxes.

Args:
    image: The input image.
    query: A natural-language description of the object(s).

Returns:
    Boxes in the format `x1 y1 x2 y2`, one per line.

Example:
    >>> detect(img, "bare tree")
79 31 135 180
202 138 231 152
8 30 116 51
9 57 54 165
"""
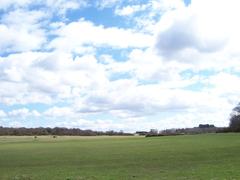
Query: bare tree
229 103 240 132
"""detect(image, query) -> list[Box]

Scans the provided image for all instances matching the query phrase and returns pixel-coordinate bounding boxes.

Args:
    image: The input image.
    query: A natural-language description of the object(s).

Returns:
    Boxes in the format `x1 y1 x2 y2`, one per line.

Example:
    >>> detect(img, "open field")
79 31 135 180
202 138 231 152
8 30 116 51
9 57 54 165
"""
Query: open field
0 134 240 180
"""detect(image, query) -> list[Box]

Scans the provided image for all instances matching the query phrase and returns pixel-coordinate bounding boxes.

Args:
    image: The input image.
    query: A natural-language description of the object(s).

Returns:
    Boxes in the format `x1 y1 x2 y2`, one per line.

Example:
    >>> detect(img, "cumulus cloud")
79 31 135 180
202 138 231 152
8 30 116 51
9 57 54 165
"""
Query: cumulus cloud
0 0 32 10
0 0 239 131
0 25 45 53
8 108 40 118
0 51 109 105
114 0 184 34
115 4 148 16
155 0 240 57
43 0 89 15
0 110 7 117
95 0 121 9
0 0 88 15
72 78 232 122
115 0 184 17
44 106 74 117
207 72 240 104
0 9 47 53
48 19 153 53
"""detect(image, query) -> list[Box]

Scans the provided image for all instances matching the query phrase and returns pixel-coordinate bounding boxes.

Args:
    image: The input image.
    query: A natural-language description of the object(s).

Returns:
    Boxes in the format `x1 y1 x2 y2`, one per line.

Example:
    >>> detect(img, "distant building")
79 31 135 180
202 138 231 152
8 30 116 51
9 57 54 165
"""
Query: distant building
198 124 215 128
135 131 148 136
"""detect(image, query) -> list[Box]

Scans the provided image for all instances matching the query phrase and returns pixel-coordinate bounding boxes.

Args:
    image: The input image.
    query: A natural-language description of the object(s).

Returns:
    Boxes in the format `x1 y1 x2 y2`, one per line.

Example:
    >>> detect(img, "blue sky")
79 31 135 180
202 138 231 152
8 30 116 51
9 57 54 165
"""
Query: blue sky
0 0 240 132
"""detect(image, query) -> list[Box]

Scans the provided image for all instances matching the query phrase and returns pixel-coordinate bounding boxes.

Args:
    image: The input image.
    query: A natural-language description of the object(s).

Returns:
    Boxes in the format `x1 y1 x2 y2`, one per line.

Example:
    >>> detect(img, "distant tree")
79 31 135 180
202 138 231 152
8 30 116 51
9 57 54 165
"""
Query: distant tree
233 103 240 113
149 129 158 135
229 103 240 132
0 127 133 136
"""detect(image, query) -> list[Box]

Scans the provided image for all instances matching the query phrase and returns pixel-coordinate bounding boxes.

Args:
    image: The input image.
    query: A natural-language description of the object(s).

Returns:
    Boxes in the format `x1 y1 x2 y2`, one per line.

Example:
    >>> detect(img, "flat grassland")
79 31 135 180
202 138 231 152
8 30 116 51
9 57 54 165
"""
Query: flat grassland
0 134 240 180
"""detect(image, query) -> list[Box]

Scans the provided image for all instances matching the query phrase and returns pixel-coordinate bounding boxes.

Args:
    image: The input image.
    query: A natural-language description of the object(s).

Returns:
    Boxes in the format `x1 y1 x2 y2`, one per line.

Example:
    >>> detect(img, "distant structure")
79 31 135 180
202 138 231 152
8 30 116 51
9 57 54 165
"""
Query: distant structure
145 124 219 137
135 131 148 136
198 124 215 128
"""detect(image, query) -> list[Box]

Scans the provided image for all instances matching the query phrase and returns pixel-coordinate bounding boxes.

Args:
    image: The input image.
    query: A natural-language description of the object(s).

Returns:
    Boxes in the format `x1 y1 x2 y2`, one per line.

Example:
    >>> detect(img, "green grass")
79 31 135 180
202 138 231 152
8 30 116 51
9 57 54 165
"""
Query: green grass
0 134 240 180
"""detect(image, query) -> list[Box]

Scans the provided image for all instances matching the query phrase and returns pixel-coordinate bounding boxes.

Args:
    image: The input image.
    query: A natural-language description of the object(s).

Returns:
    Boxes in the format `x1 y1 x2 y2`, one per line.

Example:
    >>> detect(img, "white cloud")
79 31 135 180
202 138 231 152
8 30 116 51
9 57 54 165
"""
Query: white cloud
0 9 47 53
115 0 185 34
49 19 153 52
44 0 89 15
0 0 88 15
44 106 74 117
8 108 40 118
0 24 45 53
155 0 240 57
72 77 232 123
95 0 120 9
0 0 32 10
8 121 24 128
0 46 229 128
150 0 185 11
0 51 109 105
0 110 7 117
115 0 184 17
106 48 192 83
115 4 148 16
1 9 47 27
0 0 239 131
53 104 231 132
206 72 240 105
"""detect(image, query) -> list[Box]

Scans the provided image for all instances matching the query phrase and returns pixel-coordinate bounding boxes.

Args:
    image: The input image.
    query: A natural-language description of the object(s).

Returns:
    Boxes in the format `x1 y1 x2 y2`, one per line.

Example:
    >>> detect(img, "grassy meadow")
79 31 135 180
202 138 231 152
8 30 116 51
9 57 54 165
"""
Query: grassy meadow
0 134 240 180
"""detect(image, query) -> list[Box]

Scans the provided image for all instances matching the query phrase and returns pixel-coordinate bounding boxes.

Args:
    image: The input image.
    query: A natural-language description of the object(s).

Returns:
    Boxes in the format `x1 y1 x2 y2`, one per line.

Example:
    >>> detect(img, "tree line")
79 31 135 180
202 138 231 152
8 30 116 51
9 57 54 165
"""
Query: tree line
0 127 132 136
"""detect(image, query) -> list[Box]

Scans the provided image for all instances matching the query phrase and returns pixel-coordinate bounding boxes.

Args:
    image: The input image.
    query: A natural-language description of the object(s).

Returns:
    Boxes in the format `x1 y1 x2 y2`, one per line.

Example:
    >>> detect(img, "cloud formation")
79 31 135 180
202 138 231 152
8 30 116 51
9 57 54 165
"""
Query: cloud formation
0 0 239 131
155 0 240 57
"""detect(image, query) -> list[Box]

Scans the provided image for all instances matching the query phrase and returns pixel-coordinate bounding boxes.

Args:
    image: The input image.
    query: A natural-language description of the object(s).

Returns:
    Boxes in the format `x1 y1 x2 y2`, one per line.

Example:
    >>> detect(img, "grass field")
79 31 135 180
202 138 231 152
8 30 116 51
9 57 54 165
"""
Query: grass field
0 134 240 180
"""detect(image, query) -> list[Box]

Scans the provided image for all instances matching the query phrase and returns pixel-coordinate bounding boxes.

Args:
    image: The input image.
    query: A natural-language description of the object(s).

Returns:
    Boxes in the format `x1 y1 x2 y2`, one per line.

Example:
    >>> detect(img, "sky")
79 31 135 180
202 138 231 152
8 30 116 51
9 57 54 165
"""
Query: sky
0 0 240 132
